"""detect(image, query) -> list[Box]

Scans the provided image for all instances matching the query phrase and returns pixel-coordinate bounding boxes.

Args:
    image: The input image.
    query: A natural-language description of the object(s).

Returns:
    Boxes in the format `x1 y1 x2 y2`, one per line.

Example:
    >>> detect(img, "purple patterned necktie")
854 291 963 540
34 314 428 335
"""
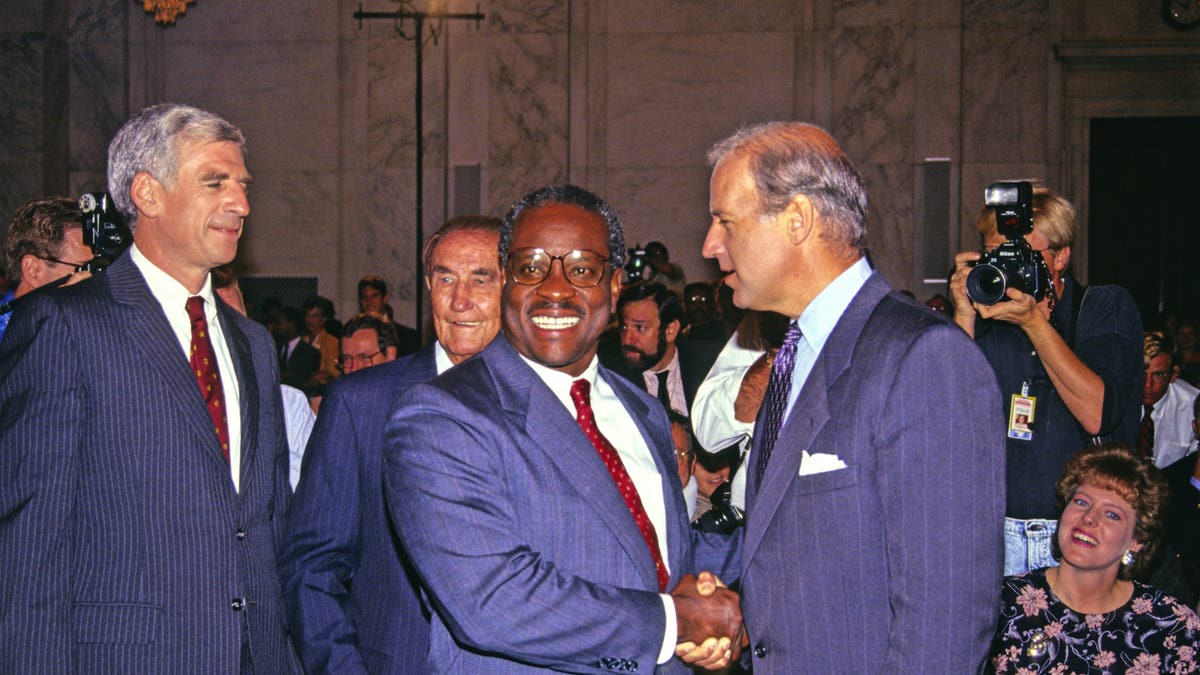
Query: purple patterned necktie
754 322 803 490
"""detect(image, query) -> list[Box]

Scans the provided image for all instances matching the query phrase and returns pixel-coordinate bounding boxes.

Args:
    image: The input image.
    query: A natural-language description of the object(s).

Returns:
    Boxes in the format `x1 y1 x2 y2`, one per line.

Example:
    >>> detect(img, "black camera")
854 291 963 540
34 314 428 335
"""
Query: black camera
623 245 651 284
692 481 745 535
78 192 131 273
965 181 1051 305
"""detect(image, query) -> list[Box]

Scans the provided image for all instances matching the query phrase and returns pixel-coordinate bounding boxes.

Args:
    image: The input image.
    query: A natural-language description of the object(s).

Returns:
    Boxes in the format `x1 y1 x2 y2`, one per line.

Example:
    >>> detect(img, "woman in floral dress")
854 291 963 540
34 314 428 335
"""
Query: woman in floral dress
986 443 1199 674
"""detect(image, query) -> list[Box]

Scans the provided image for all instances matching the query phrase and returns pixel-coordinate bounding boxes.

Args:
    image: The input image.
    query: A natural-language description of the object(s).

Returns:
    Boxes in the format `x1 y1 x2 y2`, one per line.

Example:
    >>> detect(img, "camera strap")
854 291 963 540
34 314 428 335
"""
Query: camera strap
1065 280 1088 352
1065 280 1104 446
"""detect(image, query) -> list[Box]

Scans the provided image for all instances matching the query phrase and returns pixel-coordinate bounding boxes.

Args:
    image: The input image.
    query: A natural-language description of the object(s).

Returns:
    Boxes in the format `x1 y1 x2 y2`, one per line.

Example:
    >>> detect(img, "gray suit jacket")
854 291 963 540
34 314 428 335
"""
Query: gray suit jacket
740 272 1006 673
0 254 298 673
383 335 739 673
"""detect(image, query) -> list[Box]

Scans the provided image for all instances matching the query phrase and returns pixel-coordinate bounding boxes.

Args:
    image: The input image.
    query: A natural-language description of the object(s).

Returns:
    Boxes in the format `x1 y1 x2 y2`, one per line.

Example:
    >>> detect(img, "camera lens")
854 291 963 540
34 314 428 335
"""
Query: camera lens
966 264 1007 305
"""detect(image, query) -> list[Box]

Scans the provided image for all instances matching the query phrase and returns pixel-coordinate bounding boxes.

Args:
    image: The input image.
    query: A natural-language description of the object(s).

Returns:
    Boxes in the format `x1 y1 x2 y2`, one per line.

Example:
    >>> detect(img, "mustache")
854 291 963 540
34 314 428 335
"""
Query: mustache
528 299 585 314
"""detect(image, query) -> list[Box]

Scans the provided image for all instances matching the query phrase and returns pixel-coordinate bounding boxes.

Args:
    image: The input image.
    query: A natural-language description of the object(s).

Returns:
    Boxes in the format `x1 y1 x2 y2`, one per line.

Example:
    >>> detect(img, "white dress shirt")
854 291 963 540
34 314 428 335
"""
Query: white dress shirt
690 331 761 510
131 245 243 490
643 350 687 416
691 331 761 452
520 354 678 663
1150 378 1200 468
281 384 316 490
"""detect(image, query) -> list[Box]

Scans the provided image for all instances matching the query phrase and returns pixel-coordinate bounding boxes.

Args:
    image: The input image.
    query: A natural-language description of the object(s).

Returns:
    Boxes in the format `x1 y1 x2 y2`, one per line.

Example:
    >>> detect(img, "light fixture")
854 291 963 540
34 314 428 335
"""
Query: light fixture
142 0 196 25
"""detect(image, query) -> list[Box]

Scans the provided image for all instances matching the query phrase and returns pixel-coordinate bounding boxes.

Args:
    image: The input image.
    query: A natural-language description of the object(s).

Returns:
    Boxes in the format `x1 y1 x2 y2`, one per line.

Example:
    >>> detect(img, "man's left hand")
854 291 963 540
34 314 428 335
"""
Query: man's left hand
974 287 1043 329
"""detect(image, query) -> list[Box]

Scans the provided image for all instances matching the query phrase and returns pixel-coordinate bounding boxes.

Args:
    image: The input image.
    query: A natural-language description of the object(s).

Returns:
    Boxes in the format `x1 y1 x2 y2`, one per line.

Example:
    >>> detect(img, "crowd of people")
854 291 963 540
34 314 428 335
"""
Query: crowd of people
0 104 1197 673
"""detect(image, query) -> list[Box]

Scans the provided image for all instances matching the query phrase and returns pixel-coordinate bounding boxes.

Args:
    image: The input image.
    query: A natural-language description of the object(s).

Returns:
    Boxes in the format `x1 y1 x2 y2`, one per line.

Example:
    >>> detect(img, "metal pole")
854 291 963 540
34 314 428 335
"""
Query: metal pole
352 5 485 336
414 13 424 332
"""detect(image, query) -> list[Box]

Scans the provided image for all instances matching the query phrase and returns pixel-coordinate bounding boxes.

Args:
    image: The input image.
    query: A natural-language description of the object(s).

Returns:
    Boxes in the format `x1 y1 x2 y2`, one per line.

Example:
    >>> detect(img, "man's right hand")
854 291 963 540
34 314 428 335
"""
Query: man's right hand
671 571 745 669
950 250 982 336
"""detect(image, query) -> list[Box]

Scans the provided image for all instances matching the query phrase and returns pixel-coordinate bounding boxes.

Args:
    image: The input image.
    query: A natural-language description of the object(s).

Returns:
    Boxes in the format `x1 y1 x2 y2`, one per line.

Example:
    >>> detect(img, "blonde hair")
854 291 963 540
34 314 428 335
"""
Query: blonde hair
976 181 1076 250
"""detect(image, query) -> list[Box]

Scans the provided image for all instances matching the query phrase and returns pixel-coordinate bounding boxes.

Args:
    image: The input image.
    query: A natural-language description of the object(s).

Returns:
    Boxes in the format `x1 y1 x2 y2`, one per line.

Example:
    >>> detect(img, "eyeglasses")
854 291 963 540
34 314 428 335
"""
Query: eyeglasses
506 248 611 288
337 351 383 369
38 255 89 273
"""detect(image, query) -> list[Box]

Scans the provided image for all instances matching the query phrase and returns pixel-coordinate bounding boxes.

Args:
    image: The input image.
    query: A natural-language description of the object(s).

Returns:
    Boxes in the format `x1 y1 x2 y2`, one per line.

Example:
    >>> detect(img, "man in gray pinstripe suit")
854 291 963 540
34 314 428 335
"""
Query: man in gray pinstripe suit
0 103 298 673
702 122 1005 673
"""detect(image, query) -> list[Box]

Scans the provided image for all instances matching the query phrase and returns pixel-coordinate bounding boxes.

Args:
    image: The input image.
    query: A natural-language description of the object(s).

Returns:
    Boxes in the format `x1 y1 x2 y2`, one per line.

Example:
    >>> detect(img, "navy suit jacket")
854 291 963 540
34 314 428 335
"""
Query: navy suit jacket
0 254 297 673
383 335 739 673
1162 452 1200 600
280 338 322 389
279 346 438 674
740 272 1006 673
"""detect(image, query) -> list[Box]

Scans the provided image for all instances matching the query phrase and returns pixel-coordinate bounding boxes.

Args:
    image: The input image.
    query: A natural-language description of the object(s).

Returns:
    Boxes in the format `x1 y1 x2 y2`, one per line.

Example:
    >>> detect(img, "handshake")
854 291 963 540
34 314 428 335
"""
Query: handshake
670 571 747 670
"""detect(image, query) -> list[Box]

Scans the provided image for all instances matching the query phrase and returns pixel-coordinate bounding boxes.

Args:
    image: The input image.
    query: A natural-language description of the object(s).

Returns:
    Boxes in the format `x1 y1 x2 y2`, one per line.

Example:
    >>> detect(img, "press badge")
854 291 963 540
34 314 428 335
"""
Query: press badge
1008 388 1035 441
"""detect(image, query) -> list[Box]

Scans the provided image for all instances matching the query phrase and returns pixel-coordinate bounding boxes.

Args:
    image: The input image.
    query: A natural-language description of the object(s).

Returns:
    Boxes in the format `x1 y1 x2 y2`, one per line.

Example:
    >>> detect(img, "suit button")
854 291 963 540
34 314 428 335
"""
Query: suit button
754 643 769 658
231 598 246 611
235 528 246 540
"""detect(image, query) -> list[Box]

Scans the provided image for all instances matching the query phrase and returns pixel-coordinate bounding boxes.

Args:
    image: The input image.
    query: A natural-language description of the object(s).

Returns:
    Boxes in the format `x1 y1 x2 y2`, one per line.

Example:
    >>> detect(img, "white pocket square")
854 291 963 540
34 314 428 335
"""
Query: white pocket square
798 451 847 476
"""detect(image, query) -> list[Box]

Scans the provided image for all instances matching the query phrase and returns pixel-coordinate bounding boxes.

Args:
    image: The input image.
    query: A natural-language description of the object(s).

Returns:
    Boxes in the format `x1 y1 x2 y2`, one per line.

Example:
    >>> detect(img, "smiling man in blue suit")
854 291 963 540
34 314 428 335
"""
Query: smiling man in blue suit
384 184 744 673
0 103 297 673
702 122 1006 673
279 215 505 673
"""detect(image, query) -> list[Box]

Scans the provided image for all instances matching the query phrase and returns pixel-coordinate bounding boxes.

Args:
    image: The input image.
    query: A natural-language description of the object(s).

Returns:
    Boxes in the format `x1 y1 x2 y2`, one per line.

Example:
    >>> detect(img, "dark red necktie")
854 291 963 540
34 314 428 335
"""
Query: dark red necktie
186 296 231 464
1138 404 1155 459
570 379 669 592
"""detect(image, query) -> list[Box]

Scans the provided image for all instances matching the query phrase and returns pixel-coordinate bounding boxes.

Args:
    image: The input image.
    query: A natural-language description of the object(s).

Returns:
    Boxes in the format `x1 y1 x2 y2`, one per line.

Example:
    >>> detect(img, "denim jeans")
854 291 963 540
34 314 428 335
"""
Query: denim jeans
1003 517 1059 576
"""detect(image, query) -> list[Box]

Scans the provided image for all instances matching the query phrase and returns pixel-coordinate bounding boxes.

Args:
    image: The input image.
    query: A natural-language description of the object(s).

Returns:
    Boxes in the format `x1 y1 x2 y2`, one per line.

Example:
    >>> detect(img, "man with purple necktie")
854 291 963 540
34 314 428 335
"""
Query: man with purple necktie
703 121 1006 673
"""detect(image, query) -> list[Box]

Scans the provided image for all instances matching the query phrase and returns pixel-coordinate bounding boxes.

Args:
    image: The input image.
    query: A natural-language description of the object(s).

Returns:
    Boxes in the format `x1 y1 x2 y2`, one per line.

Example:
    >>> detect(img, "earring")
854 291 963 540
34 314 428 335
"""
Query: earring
1121 549 1136 567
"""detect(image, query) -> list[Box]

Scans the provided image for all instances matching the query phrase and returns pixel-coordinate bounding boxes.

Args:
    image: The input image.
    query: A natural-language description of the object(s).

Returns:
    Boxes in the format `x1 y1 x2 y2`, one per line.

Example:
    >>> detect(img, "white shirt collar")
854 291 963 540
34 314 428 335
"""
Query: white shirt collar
795 256 872 353
434 340 454 375
520 353 601 414
129 244 217 316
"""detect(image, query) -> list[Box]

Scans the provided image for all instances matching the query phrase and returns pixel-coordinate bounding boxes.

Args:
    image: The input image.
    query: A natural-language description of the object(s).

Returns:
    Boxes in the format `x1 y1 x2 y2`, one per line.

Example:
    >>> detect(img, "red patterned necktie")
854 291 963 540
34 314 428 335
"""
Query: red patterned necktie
186 296 231 464
1137 404 1155 459
570 379 669 592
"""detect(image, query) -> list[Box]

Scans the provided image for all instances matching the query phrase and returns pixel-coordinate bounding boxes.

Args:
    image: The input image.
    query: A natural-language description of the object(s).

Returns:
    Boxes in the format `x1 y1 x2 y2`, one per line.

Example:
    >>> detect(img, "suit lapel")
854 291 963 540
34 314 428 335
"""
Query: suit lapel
602 367 690 587
407 345 439 384
215 302 257 491
741 273 890 566
490 339 664 592
107 256 232 473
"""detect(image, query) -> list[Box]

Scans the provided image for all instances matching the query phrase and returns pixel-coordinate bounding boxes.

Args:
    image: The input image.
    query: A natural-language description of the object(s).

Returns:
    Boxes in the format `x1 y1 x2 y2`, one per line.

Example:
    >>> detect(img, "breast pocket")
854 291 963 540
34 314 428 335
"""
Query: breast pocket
791 465 858 496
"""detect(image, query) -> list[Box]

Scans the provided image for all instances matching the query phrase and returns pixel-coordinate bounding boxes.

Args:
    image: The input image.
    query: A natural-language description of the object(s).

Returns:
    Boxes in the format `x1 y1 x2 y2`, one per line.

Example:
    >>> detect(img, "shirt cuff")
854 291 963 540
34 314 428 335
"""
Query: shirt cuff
658 593 677 664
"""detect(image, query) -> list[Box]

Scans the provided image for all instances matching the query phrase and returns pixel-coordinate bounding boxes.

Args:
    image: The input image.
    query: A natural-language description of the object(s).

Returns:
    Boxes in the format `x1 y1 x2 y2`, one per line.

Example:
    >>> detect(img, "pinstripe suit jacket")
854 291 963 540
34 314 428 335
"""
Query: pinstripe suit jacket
740 272 1006 674
279 346 438 674
383 335 739 673
0 255 298 673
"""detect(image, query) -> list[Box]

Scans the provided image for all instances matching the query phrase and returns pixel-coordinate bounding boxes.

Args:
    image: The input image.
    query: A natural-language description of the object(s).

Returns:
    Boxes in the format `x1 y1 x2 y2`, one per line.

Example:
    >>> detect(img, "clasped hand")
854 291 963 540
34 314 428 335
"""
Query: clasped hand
670 571 746 670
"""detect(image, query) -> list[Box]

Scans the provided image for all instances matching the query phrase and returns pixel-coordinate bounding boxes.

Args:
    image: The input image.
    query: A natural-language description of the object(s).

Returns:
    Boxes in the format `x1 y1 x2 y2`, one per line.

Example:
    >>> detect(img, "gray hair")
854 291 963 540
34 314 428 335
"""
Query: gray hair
707 121 869 254
106 103 246 230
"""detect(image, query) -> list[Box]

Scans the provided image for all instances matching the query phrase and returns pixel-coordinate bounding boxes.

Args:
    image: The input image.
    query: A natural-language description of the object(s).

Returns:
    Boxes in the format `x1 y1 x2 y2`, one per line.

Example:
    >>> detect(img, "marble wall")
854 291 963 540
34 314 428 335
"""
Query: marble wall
2 0 1198 322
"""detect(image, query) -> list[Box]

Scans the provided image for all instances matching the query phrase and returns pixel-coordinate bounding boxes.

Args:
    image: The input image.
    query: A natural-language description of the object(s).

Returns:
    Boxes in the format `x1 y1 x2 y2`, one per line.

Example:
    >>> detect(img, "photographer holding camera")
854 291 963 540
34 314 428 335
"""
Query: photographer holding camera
0 197 93 343
951 181 1142 576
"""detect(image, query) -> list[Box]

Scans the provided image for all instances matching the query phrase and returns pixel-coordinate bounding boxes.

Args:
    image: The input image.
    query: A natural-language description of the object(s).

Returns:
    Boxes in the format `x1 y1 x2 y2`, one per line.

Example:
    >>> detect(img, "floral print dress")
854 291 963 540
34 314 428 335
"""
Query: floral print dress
986 569 1200 674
